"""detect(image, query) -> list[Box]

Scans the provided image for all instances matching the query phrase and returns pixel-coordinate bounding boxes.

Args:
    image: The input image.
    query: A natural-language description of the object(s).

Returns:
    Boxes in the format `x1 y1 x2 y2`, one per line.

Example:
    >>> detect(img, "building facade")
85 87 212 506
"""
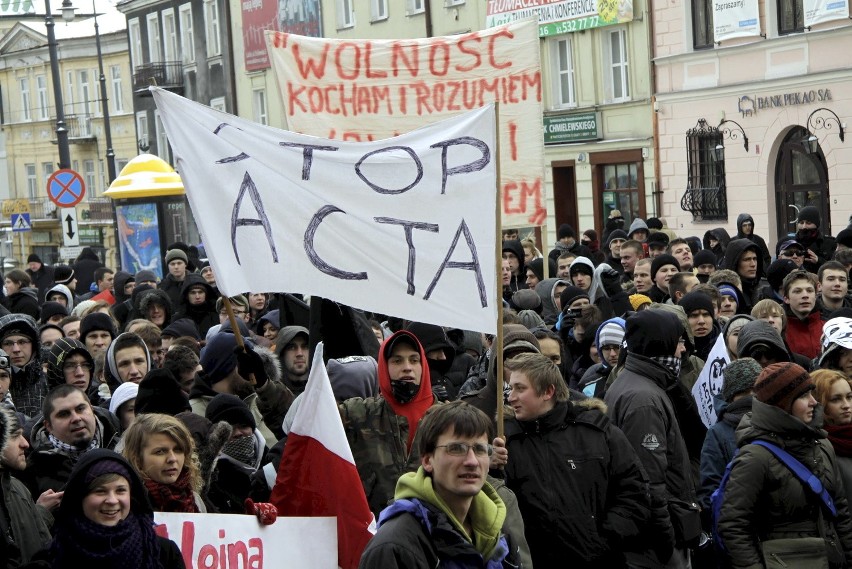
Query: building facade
0 9 137 267
654 0 851 249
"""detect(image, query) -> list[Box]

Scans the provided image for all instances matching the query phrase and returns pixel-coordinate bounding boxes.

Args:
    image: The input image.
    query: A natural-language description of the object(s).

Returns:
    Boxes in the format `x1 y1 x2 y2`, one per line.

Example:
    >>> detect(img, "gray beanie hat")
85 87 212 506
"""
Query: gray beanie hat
721 357 762 403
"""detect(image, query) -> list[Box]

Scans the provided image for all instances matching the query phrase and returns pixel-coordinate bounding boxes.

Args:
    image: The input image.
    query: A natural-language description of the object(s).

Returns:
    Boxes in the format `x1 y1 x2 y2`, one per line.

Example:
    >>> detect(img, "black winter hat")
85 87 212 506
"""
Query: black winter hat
606 229 628 246
651 254 680 280
766 258 798 292
135 368 191 415
797 206 821 228
625 309 684 358
80 312 117 342
647 217 663 230
721 357 761 403
557 224 576 240
206 393 256 429
559 286 590 310
693 249 717 268
527 258 555 282
647 232 670 248
836 228 852 249
405 322 453 357
53 265 75 285
511 289 542 312
135 270 158 284
678 290 715 317
161 318 201 341
26 254 41 264
39 301 68 324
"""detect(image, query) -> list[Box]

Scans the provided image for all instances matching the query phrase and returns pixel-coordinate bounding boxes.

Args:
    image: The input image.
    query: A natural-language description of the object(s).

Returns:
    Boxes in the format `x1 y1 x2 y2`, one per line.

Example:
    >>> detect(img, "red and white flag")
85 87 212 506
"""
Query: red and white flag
270 343 376 569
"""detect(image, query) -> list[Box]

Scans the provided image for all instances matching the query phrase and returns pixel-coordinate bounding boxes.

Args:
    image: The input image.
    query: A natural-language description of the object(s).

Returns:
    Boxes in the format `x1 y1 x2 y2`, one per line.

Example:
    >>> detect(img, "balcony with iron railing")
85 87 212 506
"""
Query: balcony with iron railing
133 61 184 95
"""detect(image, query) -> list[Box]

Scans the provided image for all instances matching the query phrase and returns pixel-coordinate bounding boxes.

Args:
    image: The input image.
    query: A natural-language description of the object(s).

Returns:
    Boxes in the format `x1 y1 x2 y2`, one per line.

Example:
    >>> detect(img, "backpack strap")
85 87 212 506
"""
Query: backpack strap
751 440 837 518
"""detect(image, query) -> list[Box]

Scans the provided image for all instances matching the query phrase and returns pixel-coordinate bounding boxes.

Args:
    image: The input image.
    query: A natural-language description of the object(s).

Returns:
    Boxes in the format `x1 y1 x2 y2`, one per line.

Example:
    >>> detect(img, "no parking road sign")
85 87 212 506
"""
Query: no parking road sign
47 169 86 208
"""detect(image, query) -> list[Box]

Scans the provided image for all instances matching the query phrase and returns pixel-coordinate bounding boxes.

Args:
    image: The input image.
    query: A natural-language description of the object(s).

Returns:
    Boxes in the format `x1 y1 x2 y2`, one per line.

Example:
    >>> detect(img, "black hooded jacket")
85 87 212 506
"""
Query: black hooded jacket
502 239 527 293
172 274 218 337
702 227 731 267
735 214 772 270
405 322 474 400
2 288 40 319
71 247 104 295
722 238 765 311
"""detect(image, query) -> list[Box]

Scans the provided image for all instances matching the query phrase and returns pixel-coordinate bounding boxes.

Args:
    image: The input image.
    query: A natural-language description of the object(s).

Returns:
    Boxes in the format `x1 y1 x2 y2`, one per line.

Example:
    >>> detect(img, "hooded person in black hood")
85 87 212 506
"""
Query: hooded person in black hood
722 238 766 312
679 290 721 362
110 272 135 330
502 239 527 294
171 274 218 337
406 321 475 401
735 213 772 270
702 227 731 268
794 205 837 273
70 248 104 296
273 326 310 395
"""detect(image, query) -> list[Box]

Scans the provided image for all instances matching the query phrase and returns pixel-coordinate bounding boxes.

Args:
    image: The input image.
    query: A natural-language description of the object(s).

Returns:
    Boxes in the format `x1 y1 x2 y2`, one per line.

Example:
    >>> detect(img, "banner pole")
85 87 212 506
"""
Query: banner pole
221 295 257 385
494 102 505 440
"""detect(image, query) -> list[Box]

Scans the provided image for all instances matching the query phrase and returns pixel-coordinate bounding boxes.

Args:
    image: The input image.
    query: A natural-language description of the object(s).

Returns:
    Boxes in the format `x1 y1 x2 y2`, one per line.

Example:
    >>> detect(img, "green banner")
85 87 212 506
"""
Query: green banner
543 112 600 144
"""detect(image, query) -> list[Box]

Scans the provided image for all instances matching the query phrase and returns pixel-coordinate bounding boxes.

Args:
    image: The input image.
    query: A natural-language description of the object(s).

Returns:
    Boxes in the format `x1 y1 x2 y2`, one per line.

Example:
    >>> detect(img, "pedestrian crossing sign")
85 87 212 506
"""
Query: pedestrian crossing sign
11 213 31 232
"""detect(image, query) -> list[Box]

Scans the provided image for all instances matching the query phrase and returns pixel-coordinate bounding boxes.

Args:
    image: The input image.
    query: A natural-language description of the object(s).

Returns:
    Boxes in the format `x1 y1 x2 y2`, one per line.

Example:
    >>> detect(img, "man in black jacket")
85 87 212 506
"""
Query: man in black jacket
722 238 766 312
504 352 649 568
604 310 698 568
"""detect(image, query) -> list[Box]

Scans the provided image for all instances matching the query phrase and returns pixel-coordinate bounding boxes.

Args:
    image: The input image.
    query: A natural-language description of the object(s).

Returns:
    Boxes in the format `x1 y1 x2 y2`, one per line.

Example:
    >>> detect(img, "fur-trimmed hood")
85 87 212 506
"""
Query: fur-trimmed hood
137 288 174 323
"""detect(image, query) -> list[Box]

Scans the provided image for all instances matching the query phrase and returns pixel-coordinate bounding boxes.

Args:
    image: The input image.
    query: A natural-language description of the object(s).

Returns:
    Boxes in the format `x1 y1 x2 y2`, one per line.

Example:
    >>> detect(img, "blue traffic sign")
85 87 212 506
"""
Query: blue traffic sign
11 213 31 232
47 169 86 208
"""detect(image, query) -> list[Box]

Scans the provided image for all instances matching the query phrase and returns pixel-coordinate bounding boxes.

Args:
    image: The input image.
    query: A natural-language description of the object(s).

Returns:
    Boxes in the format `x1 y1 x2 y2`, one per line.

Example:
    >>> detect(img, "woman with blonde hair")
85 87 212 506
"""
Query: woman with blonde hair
813 368 852 499
122 413 206 513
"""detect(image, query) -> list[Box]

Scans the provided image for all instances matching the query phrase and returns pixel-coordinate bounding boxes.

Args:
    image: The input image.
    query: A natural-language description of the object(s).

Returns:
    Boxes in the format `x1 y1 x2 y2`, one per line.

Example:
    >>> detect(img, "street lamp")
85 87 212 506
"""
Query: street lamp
45 0 76 169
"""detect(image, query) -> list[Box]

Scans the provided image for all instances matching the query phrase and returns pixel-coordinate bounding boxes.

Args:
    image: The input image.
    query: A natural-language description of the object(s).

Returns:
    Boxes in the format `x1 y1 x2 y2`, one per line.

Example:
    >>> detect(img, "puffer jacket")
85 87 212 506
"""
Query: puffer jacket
697 395 752 511
505 398 650 568
2 288 40 319
718 399 852 568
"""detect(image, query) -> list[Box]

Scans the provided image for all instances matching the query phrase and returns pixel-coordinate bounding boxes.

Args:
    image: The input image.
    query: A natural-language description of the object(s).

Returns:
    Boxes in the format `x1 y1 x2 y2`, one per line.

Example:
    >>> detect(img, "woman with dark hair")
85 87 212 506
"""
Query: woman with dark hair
27 448 184 568
3 269 39 319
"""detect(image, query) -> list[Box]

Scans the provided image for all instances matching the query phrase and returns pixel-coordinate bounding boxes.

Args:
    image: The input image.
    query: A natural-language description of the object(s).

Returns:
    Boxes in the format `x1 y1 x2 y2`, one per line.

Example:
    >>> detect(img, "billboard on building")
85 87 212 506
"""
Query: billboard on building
713 0 760 42
242 0 321 72
485 0 633 37
805 0 849 26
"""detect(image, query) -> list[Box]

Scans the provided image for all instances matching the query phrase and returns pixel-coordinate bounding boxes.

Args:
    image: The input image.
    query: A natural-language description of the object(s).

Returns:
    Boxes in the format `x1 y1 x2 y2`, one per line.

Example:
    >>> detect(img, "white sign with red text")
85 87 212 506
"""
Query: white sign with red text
153 512 337 568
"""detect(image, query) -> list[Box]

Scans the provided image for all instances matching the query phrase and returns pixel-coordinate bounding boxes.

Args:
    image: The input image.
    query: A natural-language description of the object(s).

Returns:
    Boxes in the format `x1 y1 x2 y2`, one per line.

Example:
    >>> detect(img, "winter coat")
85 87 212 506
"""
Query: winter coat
171 274 218 337
26 265 54 303
505 398 650 568
71 248 104 296
360 470 510 569
0 469 53 566
157 273 184 313
206 429 267 514
718 400 852 568
22 408 121 496
136 287 174 326
697 395 752 511
604 352 697 567
735 214 772 270
502 239 527 293
535 278 570 326
578 362 609 399
722 239 766 311
784 304 825 360
2 289 40 319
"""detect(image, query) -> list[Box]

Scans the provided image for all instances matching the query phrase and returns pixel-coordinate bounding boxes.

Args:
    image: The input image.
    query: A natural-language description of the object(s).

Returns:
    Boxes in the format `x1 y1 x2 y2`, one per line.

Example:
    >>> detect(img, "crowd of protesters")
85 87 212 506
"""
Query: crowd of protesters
1 204 852 568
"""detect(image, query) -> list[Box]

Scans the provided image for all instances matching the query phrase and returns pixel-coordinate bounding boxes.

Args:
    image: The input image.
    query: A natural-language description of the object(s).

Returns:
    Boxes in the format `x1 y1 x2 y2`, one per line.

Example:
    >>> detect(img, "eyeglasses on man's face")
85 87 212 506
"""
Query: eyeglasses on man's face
782 250 804 258
63 361 93 373
1 338 31 349
435 442 493 457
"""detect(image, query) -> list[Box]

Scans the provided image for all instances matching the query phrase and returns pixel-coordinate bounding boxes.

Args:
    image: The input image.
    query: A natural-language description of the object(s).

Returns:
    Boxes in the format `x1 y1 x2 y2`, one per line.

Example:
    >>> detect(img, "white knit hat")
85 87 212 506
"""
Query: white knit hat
109 382 139 415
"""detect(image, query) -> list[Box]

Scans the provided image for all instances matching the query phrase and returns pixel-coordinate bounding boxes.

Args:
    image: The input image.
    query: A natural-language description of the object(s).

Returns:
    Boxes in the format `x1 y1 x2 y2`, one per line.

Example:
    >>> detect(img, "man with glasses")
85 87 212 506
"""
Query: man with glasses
503 352 649 567
360 400 520 569
0 314 46 418
776 238 806 268
216 295 251 325
46 337 98 399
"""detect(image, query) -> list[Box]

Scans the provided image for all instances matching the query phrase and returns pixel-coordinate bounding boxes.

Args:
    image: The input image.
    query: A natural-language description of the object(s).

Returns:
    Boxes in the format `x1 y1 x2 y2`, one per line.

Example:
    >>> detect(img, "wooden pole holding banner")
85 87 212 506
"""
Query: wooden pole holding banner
494 102 505 440
221 295 257 385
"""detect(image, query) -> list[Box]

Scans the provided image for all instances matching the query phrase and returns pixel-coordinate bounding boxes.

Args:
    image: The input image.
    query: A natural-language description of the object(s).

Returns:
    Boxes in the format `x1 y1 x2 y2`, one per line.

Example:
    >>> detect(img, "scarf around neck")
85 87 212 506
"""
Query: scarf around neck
144 468 199 513
826 423 852 457
48 421 101 460
51 511 162 569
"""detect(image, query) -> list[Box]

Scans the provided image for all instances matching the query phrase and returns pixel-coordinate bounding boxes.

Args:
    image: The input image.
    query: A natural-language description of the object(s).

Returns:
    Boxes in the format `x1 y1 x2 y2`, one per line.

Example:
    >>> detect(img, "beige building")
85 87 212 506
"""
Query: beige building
0 5 136 268
230 0 658 245
653 0 852 249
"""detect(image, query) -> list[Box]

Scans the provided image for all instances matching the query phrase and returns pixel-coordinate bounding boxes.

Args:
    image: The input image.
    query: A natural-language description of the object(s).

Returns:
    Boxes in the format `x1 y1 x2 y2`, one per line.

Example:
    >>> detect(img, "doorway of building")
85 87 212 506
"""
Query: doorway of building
552 162 578 250
774 127 829 241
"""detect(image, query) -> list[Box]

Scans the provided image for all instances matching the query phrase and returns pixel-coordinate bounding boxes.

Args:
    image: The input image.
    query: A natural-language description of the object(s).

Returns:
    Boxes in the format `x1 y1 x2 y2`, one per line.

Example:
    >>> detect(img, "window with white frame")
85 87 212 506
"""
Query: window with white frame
337 0 354 28
253 89 268 125
155 111 171 163
36 75 48 120
110 65 124 113
147 13 162 63
83 160 96 195
163 10 178 62
42 162 53 185
209 97 226 112
179 4 195 64
550 37 576 108
20 78 31 122
204 0 221 57
78 70 93 116
371 0 387 21
128 18 143 68
116 158 129 173
92 68 101 115
65 70 75 110
25 164 37 198
406 0 424 14
136 111 149 150
604 28 630 103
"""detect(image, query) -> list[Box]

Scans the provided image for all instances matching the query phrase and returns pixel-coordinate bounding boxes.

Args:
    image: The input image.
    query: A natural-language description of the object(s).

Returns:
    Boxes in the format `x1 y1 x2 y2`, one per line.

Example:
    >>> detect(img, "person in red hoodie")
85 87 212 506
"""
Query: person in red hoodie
782 269 825 359
339 329 437 515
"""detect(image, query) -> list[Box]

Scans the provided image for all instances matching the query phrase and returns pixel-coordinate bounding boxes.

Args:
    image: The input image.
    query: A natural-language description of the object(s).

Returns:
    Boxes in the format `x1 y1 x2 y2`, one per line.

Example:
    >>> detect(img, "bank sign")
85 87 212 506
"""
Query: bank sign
543 112 601 144
486 0 634 36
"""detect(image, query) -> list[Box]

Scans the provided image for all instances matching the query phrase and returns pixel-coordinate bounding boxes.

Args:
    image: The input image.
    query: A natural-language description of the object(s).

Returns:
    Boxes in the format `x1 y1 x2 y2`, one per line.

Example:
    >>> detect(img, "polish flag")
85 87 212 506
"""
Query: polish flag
270 343 376 569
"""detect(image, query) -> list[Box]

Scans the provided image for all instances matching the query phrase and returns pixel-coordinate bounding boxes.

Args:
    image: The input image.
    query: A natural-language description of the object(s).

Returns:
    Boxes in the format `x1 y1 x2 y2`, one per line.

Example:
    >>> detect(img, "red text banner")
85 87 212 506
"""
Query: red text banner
265 19 546 228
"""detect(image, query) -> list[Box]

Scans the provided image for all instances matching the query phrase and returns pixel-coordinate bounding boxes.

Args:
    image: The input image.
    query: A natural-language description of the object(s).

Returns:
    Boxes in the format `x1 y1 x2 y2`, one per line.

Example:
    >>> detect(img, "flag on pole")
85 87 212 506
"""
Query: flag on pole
270 342 376 569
